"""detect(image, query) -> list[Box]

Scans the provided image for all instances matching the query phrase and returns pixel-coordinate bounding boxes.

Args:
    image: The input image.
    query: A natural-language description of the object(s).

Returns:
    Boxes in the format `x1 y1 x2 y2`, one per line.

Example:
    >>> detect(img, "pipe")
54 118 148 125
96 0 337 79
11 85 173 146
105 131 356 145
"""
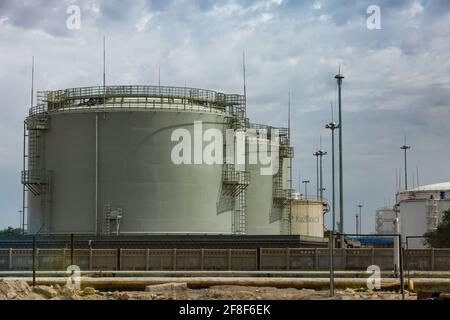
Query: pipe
10 277 411 291
32 236 36 287
95 114 99 235
22 121 26 235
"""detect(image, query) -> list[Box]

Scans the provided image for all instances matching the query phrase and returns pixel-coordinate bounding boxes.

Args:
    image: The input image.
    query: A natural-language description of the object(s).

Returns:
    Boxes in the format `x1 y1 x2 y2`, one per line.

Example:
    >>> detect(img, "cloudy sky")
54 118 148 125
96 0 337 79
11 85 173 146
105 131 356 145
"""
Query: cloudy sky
0 0 449 233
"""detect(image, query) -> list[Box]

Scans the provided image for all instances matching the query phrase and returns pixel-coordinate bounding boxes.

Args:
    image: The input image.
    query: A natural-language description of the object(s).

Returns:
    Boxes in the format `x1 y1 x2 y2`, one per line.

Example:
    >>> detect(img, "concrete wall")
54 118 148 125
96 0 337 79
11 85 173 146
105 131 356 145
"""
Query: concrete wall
2 248 448 271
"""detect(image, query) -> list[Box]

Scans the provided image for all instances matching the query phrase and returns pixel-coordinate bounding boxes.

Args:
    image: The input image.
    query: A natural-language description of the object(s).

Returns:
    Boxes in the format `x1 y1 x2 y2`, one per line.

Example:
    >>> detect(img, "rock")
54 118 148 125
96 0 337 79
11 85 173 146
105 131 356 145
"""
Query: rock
439 293 450 300
145 282 187 293
33 286 58 299
118 292 129 300
0 280 33 300
82 287 96 296
344 288 355 295
60 286 78 300
6 292 17 299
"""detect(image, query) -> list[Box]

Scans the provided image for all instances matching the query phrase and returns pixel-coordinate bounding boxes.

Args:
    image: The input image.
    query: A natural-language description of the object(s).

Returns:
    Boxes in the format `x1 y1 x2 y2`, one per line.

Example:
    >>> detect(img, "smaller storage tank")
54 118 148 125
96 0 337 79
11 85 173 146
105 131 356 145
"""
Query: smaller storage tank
396 182 450 248
291 199 325 238
375 207 397 234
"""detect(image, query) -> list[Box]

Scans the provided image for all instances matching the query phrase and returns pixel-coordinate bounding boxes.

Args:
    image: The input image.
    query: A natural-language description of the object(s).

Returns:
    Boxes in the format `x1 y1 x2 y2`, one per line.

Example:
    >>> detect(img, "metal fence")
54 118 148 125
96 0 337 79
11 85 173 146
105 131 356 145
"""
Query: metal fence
1 248 449 271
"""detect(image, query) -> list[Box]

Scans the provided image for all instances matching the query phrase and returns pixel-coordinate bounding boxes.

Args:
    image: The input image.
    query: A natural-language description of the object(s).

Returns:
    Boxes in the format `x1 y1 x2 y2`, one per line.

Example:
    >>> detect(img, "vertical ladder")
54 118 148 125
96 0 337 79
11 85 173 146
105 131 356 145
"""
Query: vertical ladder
103 204 111 235
426 199 439 231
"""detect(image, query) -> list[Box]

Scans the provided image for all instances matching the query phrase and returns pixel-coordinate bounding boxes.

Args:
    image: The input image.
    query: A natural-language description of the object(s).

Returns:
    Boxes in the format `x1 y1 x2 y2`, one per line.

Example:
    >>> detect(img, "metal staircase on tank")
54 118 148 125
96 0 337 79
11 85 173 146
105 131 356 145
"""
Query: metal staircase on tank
273 127 294 235
102 204 123 236
21 114 51 196
426 199 439 231
375 211 383 234
222 94 250 235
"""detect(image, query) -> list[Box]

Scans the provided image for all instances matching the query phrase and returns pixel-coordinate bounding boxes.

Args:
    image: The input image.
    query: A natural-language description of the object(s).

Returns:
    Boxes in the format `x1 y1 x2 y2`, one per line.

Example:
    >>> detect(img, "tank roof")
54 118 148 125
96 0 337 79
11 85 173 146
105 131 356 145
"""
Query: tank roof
29 85 245 116
403 182 450 193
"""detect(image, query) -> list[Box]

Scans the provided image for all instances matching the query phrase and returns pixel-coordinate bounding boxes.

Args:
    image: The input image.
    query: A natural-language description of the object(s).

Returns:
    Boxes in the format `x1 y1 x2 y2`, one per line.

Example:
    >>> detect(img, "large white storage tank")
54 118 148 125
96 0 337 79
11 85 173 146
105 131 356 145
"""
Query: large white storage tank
396 182 450 248
245 124 293 235
22 86 249 235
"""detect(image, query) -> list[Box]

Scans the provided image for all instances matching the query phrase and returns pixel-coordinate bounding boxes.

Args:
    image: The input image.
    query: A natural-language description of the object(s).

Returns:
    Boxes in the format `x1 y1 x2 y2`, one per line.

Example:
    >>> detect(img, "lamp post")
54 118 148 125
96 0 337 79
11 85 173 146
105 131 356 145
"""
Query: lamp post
318 150 327 201
313 152 320 199
358 204 364 234
325 119 339 297
335 70 345 238
302 180 310 200
400 144 411 190
18 210 23 232
314 149 327 201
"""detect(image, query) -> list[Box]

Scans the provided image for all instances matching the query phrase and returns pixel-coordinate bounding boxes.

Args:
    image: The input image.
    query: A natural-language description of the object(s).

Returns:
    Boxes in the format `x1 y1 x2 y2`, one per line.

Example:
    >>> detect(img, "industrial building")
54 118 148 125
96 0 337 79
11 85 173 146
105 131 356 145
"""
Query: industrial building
21 85 301 237
395 182 450 248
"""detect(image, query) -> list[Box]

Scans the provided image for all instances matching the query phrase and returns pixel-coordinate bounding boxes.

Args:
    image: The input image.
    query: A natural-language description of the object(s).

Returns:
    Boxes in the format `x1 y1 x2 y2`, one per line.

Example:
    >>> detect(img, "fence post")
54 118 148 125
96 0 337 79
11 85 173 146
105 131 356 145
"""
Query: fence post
32 236 36 287
117 248 122 271
431 248 435 271
342 248 347 270
146 249 150 271
8 248 13 270
228 249 232 271
62 248 66 270
200 249 204 271
173 249 177 271
257 248 262 271
36 248 40 270
286 248 291 271
314 248 319 271
89 247 93 270
70 233 74 266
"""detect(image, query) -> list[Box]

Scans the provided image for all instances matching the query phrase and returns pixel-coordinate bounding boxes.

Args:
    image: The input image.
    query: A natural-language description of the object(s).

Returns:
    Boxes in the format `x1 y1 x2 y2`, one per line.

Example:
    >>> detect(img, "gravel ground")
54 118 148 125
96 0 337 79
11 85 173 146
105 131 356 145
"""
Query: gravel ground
0 280 416 300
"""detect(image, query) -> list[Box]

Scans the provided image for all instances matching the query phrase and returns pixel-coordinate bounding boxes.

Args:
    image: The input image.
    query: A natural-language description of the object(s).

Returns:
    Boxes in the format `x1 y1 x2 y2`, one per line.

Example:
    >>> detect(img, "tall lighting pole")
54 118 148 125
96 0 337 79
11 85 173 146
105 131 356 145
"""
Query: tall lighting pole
335 69 345 240
325 107 339 297
358 204 363 234
313 152 320 199
400 143 411 190
302 180 310 200
325 120 339 234
318 149 327 201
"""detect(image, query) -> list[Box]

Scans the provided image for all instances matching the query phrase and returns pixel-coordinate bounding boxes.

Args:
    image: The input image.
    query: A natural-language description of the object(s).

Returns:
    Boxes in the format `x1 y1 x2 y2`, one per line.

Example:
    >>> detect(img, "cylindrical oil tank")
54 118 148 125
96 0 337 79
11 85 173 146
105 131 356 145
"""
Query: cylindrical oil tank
24 86 243 235
291 200 324 238
245 125 292 235
246 127 279 235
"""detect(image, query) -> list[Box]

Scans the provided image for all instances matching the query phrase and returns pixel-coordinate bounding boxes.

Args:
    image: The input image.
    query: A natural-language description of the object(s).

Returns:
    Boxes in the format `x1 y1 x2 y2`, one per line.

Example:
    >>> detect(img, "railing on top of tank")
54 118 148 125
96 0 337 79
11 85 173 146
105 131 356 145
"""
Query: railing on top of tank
29 104 48 116
38 86 245 107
